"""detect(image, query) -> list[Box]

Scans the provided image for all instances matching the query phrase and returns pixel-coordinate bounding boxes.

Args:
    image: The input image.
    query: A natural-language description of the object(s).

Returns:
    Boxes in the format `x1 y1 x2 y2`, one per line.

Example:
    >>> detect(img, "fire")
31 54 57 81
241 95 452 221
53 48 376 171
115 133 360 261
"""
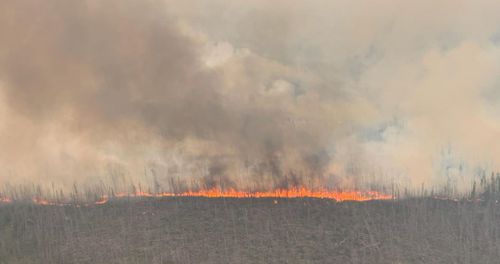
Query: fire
94 197 109 205
31 198 72 206
0 197 12 204
0 187 393 206
114 187 393 202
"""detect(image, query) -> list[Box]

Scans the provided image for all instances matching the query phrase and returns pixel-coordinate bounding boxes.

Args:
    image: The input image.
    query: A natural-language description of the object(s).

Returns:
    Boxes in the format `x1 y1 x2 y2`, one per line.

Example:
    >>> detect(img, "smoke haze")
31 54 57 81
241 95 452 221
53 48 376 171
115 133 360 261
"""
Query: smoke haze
1 0 500 192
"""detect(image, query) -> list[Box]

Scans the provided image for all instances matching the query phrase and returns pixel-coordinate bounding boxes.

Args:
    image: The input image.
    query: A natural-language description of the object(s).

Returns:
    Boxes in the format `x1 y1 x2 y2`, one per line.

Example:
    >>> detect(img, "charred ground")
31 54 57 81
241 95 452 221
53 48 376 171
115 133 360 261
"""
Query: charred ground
1 197 500 264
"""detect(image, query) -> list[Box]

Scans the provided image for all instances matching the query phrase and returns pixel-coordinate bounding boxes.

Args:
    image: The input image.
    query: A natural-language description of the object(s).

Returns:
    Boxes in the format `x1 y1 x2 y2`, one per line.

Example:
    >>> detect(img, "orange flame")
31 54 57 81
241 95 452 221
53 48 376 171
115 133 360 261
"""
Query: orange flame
0 197 12 204
114 187 393 202
94 197 109 205
1 187 393 206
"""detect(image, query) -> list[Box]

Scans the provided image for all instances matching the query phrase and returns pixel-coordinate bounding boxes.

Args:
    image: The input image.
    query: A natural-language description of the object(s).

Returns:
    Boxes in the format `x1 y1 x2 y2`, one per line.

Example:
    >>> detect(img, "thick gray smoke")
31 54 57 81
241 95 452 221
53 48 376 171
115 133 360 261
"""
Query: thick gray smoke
0 0 351 190
1 0 500 192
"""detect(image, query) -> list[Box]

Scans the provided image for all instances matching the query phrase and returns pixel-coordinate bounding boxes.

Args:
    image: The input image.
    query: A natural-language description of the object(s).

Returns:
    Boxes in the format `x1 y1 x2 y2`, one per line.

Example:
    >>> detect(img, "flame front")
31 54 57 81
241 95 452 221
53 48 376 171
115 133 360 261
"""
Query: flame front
0 197 12 203
115 187 393 202
0 187 393 206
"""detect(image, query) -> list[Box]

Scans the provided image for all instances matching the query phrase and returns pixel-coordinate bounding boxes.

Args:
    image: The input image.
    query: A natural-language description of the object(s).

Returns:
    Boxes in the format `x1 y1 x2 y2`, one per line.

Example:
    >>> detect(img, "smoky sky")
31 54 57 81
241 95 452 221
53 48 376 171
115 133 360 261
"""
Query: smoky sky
0 0 342 189
1 1 224 137
1 0 500 191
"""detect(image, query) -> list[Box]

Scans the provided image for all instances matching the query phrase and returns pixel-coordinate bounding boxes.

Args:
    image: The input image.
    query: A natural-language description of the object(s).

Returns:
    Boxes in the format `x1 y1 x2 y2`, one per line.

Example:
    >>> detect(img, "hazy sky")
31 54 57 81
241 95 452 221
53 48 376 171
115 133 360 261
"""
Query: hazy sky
1 0 500 191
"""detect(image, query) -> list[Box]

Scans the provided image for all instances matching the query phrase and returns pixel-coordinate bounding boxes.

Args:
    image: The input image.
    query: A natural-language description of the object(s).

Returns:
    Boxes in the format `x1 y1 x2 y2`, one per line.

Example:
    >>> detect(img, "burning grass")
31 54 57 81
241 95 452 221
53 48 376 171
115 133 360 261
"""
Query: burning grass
0 187 393 207
2 180 499 263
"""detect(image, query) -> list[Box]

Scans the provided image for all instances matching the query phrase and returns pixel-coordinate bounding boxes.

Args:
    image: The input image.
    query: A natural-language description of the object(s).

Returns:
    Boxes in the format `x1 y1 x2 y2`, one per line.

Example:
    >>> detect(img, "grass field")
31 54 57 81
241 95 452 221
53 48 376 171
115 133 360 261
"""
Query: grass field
1 196 499 264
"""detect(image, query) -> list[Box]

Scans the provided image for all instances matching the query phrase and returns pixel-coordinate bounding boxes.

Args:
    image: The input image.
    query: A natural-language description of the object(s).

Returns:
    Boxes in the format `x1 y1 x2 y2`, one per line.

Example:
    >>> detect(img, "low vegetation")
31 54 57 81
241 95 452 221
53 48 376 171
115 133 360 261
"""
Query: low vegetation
1 177 500 263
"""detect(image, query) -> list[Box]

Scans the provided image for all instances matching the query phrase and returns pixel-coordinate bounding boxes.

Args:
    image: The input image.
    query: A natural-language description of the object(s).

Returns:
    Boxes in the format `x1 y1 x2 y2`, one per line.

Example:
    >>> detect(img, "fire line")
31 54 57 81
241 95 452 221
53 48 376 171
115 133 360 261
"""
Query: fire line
0 187 393 206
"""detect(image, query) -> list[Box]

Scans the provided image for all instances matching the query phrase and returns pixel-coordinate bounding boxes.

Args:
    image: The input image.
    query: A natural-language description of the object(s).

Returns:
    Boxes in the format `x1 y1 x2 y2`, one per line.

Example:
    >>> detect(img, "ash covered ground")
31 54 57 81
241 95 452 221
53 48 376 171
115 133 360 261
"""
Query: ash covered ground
1 197 500 264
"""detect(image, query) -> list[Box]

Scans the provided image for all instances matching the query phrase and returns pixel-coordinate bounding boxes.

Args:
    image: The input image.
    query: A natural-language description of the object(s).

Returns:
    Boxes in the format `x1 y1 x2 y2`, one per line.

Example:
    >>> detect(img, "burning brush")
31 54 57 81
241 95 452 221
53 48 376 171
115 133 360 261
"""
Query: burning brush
0 187 392 206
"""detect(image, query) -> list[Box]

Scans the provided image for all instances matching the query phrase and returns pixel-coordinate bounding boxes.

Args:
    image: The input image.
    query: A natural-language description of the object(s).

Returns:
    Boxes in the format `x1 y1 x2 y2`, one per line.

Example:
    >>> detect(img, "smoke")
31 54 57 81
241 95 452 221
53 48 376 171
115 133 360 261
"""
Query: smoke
1 0 500 192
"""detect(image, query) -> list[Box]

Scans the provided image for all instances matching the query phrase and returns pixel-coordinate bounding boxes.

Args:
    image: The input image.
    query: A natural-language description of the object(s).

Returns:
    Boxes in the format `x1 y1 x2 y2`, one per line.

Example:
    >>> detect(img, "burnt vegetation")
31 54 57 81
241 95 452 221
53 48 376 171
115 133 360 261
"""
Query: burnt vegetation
1 179 500 264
